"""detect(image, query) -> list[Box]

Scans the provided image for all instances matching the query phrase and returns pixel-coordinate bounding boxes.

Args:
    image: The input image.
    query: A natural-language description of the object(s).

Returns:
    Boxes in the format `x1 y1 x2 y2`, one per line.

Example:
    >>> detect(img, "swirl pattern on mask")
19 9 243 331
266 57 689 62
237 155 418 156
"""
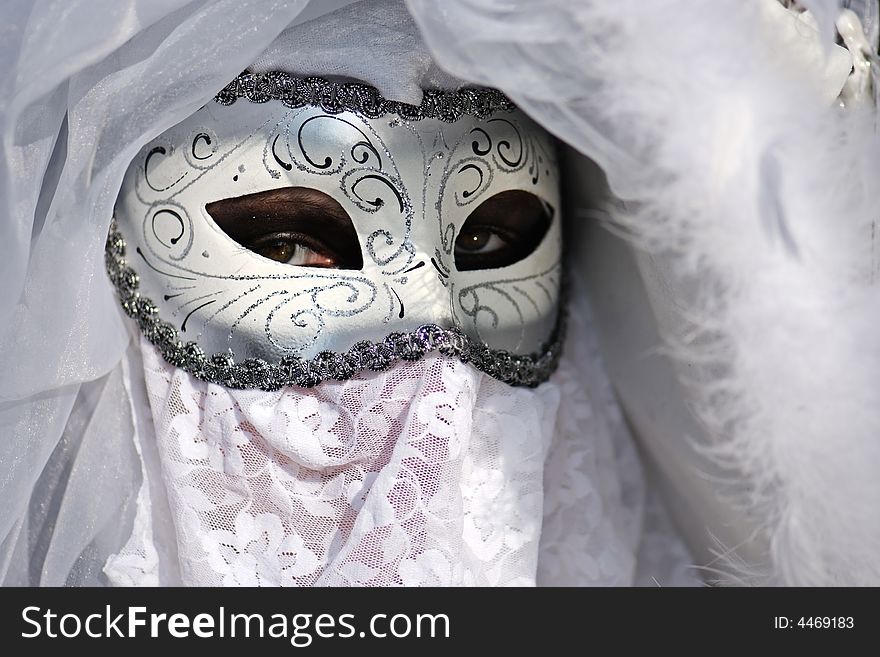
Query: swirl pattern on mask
110 78 563 387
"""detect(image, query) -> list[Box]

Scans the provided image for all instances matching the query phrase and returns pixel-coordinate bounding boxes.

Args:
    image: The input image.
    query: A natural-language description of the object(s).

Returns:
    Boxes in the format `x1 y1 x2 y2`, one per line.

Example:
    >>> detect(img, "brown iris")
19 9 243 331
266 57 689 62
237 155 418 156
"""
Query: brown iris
457 229 493 252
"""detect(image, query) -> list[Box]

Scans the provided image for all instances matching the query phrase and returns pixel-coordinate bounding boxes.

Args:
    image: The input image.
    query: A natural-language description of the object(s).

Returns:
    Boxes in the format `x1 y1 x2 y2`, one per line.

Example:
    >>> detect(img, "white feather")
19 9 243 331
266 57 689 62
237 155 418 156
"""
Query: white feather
409 0 880 584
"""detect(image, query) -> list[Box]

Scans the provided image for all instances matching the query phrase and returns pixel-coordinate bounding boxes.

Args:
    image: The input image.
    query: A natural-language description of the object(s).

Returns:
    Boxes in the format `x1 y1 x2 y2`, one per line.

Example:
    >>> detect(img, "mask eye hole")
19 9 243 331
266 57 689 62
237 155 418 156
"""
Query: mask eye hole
454 190 554 271
205 187 363 270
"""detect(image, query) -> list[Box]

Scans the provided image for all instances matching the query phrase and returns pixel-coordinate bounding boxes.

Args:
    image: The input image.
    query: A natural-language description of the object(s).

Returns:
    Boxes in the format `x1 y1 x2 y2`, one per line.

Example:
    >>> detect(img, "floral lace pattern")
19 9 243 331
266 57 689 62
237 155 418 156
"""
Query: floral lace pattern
105 305 697 586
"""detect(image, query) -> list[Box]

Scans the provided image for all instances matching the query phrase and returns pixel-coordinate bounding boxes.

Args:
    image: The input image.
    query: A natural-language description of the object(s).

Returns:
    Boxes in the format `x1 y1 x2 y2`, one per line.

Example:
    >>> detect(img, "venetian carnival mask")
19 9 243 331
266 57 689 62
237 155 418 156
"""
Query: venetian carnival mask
107 73 563 389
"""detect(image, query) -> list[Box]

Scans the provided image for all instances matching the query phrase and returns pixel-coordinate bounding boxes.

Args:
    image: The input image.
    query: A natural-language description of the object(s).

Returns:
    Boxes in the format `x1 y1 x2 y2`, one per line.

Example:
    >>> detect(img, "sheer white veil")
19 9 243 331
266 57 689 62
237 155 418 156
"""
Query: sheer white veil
2 0 878 586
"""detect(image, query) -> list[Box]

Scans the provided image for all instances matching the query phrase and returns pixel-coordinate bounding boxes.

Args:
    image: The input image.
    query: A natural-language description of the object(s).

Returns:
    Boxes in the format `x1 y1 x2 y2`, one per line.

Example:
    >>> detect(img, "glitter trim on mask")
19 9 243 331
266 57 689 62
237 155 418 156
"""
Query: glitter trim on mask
214 72 516 122
105 221 565 389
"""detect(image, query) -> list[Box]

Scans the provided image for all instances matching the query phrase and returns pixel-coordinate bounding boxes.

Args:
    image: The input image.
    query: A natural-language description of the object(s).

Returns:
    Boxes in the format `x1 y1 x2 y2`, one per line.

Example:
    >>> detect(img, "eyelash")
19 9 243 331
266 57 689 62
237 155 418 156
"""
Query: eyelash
247 231 331 254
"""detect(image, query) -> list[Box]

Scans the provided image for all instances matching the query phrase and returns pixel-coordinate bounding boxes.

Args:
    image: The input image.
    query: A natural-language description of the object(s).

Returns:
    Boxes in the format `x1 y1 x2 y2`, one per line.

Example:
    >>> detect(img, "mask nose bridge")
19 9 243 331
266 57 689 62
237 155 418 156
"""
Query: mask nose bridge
399 193 456 330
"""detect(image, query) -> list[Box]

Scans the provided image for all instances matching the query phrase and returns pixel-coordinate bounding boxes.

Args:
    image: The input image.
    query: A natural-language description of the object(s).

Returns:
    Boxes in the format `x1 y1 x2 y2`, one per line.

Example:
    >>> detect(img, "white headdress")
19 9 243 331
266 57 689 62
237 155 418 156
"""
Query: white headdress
2 0 877 586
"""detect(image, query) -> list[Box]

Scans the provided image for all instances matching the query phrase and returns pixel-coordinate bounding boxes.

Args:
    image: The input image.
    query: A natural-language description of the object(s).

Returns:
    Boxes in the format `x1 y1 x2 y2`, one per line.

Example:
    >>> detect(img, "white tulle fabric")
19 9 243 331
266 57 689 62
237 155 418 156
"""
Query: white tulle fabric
0 0 315 585
10 0 872 586
0 0 700 587
104 298 695 586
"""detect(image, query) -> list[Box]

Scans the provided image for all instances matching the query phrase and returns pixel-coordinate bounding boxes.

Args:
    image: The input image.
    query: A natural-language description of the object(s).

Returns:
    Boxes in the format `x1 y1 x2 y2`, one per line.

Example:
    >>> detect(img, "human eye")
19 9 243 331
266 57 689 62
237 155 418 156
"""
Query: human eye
454 226 514 256
245 232 338 267
454 190 554 271
205 186 363 270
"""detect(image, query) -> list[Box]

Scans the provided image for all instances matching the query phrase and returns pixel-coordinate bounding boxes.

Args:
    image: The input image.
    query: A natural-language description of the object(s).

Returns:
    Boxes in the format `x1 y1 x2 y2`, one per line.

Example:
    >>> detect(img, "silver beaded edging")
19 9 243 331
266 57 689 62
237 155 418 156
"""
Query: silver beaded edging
105 222 565 390
214 72 516 122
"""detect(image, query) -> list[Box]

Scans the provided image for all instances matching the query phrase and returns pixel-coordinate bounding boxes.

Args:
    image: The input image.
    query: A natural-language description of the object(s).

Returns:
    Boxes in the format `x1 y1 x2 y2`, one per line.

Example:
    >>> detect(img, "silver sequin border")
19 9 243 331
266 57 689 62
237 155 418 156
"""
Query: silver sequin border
214 72 516 122
105 221 565 390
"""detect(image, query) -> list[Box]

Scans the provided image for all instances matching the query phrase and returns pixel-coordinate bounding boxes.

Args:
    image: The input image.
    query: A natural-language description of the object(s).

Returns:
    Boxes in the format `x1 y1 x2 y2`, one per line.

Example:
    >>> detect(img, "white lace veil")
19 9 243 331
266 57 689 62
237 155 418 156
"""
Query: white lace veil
2 0 878 586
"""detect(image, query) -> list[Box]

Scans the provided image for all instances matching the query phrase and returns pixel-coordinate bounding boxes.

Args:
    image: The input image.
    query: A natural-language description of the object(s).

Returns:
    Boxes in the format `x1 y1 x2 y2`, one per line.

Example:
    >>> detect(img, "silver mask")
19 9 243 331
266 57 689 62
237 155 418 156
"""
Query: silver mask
107 73 564 389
